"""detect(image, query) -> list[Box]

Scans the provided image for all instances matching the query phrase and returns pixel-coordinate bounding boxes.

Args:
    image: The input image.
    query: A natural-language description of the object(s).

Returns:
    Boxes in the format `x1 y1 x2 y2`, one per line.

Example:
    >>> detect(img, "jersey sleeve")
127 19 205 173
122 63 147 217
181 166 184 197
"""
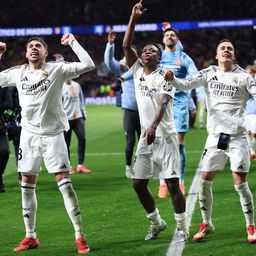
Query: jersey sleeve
61 39 95 80
104 43 121 77
171 68 208 90
0 67 18 88
247 75 256 100
121 69 133 81
129 58 142 78
78 83 85 110
159 79 175 99
184 54 198 76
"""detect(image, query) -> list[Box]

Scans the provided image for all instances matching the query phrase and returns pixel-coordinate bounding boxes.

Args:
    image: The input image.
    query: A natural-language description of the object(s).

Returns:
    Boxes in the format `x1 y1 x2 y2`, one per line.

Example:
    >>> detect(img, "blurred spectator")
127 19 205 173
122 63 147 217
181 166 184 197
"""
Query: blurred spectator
0 87 12 192
244 65 256 159
0 0 255 27
54 53 92 175
6 87 22 181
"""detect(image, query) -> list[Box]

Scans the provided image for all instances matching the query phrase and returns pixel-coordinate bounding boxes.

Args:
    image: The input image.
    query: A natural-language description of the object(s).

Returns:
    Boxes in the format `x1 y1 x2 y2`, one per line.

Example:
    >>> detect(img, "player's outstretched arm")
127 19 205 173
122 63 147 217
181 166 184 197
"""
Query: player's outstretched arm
61 33 95 75
0 42 20 88
104 30 121 76
107 30 116 45
122 0 146 68
165 69 205 90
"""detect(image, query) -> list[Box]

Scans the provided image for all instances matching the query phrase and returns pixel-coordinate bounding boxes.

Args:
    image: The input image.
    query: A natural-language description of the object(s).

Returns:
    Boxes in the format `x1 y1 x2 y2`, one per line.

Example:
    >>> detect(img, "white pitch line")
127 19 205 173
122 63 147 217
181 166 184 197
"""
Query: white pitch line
166 160 202 256
8 150 202 158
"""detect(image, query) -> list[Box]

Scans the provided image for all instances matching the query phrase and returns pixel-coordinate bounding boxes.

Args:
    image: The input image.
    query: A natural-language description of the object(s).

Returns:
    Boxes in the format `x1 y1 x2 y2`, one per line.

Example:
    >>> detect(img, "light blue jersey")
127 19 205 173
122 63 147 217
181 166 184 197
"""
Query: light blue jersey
246 96 256 115
160 48 198 183
160 49 198 132
104 43 138 111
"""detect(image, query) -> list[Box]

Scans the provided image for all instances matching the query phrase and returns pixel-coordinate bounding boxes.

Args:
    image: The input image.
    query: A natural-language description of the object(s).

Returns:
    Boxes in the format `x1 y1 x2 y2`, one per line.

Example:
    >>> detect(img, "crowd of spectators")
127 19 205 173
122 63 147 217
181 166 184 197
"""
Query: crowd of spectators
0 1 256 97
1 0 256 27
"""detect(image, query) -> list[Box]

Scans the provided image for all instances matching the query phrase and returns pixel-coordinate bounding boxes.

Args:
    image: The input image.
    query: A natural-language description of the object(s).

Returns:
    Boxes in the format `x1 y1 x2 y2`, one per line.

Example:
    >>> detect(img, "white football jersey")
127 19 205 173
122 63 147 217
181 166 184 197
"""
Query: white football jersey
130 59 176 138
0 39 94 135
171 65 256 135
63 80 85 121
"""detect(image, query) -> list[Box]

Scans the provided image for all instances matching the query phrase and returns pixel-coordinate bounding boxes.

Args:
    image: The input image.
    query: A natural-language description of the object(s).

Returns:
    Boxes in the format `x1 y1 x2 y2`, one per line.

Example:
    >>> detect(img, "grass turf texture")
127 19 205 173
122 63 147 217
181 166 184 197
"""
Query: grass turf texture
1 105 256 256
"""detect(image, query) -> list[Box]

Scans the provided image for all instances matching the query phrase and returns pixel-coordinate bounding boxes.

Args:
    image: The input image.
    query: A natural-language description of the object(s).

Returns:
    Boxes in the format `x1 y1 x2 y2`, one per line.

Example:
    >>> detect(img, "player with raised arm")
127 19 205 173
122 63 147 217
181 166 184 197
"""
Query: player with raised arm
122 0 188 242
165 39 256 243
0 34 95 254
104 30 140 178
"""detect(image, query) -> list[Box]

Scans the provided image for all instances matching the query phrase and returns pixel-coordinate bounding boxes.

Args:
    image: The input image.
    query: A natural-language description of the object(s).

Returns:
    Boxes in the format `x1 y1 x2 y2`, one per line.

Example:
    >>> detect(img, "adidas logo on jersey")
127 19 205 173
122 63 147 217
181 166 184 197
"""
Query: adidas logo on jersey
59 163 67 169
21 76 28 81
210 76 218 81
171 171 177 175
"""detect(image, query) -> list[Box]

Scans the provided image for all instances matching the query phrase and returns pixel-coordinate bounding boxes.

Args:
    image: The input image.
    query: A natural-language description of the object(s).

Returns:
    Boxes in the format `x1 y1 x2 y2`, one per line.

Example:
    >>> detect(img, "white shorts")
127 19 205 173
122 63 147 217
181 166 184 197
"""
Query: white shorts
132 134 180 179
201 133 250 173
244 114 256 133
18 129 70 175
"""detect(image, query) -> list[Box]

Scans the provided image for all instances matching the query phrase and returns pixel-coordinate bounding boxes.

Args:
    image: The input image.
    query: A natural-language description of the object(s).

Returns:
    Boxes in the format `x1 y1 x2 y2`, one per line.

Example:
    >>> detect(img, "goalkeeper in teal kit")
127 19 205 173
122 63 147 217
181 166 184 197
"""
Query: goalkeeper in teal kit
158 27 198 198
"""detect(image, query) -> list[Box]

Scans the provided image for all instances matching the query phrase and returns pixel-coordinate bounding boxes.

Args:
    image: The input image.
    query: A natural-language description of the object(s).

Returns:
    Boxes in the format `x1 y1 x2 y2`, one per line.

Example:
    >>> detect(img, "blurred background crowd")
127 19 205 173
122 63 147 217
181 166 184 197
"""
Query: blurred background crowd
0 0 256 98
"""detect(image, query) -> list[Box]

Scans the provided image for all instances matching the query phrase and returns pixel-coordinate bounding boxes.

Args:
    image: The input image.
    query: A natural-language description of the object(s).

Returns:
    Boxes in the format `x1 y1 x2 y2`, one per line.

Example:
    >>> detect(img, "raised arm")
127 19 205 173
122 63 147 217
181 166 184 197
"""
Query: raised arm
143 93 171 145
61 33 95 76
0 42 18 88
122 0 146 68
104 31 121 77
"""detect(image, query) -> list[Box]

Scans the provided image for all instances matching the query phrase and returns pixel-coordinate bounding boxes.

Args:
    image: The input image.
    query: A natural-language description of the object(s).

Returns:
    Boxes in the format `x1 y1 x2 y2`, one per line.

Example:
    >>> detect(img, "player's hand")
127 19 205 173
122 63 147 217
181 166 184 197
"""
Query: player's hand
108 30 116 44
142 127 156 145
164 70 174 81
131 0 147 19
0 42 7 55
61 33 75 46
162 22 171 31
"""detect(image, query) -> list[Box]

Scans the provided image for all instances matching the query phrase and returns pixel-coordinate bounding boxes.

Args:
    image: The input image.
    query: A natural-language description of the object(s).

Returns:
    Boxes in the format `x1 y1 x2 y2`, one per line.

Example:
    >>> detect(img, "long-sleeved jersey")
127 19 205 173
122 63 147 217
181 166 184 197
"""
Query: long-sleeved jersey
0 39 95 135
104 42 138 111
63 80 85 121
160 49 198 95
246 96 256 115
170 65 256 135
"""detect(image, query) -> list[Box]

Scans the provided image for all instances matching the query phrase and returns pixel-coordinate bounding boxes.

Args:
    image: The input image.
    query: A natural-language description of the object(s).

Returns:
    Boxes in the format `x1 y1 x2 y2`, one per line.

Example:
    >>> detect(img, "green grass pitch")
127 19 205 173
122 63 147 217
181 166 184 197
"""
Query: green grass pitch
1 105 256 256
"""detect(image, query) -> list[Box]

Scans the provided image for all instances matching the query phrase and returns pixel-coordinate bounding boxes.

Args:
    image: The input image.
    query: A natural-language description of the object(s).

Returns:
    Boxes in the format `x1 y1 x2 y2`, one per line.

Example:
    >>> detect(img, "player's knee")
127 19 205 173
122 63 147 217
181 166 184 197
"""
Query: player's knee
133 180 147 193
55 172 69 183
165 178 179 195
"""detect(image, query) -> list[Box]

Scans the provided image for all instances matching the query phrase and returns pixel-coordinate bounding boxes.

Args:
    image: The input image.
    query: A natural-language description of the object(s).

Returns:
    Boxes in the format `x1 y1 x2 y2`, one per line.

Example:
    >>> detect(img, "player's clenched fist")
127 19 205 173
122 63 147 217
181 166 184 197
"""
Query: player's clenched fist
164 70 174 81
61 33 75 45
0 42 7 54
108 30 116 44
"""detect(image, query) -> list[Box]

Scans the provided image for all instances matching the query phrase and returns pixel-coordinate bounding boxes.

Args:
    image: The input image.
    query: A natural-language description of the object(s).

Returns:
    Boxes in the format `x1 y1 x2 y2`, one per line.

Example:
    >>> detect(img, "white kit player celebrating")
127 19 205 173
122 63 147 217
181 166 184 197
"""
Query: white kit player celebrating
0 34 95 254
123 0 188 242
165 39 256 243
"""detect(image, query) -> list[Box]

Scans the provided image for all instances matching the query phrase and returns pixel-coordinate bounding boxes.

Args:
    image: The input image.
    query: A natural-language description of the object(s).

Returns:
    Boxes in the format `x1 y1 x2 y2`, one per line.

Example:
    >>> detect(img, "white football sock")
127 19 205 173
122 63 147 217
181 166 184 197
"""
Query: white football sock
199 179 213 225
174 212 187 232
146 208 163 226
21 182 37 238
58 178 84 239
235 182 254 227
